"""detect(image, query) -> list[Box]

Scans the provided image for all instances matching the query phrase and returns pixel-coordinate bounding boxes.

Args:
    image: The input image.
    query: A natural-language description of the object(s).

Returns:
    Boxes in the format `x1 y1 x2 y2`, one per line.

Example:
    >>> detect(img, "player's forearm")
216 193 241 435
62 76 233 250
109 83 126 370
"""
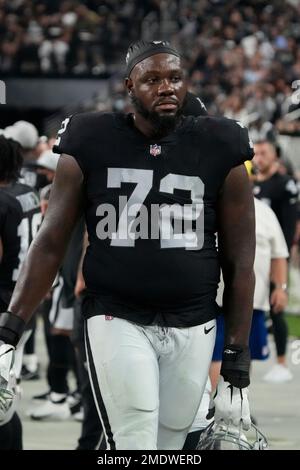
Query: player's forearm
8 236 65 323
270 258 288 285
222 268 255 346
217 165 255 347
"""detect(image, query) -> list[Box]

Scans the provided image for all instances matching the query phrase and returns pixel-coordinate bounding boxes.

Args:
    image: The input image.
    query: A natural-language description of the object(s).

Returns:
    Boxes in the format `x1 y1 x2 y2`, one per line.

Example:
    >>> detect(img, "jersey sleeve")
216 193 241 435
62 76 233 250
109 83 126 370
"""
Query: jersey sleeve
283 177 299 200
215 118 254 171
52 114 85 173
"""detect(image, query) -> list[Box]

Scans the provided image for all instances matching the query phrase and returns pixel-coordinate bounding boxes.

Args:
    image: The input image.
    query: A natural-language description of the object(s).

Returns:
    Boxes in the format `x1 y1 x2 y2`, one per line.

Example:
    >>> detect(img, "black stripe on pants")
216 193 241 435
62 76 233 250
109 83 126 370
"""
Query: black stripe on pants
84 321 116 450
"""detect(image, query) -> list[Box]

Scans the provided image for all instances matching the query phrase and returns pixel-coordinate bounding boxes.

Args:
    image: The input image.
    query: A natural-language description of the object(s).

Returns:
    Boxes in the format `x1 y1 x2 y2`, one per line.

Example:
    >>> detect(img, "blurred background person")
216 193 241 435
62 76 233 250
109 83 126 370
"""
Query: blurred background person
0 135 41 448
253 140 297 382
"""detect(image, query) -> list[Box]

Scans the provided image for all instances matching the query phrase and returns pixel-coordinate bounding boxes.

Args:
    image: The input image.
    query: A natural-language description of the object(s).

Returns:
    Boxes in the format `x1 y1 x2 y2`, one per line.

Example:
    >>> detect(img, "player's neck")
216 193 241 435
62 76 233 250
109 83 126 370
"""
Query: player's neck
132 112 174 139
132 113 154 137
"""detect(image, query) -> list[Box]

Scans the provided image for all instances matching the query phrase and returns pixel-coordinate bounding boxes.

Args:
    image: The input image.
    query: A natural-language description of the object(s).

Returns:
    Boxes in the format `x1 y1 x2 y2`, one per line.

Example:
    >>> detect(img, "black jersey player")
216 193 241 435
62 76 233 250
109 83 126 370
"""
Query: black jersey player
1 41 255 450
0 136 41 448
253 140 298 251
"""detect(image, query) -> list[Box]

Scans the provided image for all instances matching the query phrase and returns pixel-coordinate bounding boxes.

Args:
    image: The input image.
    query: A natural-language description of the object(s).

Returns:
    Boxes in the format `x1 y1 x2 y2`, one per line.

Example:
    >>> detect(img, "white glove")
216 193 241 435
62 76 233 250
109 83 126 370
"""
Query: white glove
0 344 16 422
212 375 251 431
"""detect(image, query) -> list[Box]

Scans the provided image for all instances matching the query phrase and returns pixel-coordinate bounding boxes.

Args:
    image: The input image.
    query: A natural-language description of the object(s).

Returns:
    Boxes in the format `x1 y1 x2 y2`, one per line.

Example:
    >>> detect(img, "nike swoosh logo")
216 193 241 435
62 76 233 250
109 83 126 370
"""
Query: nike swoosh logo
204 325 215 335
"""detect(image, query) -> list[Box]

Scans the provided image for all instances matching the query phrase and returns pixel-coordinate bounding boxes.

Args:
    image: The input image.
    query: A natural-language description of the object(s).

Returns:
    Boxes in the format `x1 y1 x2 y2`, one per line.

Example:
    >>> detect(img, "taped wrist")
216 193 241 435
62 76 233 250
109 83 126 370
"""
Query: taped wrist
220 344 250 388
0 312 26 347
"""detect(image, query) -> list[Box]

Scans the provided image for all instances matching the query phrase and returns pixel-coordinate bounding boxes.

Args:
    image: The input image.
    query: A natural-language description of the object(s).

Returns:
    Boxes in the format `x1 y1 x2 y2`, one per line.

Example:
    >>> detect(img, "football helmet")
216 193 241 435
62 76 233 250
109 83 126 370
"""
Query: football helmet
196 421 268 450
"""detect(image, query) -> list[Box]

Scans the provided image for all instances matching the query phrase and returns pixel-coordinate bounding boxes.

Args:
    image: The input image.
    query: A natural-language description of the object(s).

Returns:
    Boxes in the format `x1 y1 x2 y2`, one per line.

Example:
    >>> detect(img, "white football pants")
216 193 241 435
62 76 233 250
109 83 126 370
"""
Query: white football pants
85 315 216 450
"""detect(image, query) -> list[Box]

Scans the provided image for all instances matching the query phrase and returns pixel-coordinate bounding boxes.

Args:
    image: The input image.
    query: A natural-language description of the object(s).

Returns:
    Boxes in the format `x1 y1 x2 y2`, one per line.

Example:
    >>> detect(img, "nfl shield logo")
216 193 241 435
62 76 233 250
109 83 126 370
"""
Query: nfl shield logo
150 144 161 157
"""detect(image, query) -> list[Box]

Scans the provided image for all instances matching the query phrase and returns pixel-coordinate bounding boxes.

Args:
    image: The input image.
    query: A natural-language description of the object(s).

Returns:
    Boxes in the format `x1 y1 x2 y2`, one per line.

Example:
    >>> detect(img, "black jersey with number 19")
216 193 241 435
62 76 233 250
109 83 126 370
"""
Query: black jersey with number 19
53 112 254 327
0 183 41 297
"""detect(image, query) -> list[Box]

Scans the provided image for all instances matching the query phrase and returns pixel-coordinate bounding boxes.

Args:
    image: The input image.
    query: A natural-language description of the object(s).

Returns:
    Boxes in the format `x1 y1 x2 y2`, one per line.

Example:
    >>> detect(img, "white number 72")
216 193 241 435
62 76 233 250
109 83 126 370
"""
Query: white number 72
98 168 205 250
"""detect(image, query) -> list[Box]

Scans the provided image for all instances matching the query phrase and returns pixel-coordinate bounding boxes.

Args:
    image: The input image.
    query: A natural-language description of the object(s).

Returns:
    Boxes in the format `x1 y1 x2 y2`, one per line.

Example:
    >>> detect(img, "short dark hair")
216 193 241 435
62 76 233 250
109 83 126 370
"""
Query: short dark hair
254 139 278 152
0 136 23 182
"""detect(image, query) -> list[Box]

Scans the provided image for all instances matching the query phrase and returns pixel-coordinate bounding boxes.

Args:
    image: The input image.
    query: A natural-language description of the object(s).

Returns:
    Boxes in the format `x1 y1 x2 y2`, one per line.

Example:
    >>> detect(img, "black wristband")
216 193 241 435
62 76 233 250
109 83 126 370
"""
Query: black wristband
0 311 26 346
220 344 251 388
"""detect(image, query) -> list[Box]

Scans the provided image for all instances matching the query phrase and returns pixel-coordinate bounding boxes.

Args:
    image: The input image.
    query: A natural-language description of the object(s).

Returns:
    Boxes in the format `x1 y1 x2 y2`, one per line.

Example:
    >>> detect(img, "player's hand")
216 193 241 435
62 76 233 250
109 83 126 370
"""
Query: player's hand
212 375 251 431
74 273 86 298
270 288 288 313
0 343 16 422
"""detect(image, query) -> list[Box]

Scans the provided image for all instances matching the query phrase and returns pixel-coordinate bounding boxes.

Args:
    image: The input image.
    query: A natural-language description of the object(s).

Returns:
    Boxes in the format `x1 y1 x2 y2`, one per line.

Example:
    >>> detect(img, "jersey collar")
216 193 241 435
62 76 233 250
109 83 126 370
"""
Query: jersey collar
114 113 189 144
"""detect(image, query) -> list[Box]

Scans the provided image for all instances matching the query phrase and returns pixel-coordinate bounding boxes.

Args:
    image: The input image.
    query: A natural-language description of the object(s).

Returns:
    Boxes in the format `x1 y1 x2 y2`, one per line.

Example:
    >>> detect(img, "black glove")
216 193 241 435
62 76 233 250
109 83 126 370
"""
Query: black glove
220 344 251 388
0 312 26 347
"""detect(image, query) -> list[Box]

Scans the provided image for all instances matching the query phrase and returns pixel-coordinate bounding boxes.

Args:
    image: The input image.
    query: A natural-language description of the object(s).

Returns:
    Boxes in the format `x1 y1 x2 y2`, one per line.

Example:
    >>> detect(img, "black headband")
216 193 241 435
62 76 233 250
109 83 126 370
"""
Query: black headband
125 40 181 77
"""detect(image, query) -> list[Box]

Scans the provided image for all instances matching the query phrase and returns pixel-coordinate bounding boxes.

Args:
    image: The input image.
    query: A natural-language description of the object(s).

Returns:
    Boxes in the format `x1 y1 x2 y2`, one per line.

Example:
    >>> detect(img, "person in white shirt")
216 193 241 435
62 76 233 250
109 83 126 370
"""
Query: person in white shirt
183 197 289 449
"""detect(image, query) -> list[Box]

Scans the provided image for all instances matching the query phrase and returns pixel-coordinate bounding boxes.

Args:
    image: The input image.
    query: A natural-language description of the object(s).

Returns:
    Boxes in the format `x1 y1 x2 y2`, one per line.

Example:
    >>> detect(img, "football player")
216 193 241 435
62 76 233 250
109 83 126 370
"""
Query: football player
0 136 41 448
73 91 208 450
0 40 255 450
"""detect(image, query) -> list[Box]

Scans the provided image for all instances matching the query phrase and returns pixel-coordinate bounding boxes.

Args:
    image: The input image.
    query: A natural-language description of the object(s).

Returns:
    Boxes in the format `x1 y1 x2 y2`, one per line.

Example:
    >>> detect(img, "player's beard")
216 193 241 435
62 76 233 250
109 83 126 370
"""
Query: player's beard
131 94 186 137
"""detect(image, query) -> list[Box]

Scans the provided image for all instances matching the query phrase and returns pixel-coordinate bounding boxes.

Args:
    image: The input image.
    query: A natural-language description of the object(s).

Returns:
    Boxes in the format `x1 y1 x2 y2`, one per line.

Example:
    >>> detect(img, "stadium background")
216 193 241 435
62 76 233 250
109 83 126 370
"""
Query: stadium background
0 0 300 450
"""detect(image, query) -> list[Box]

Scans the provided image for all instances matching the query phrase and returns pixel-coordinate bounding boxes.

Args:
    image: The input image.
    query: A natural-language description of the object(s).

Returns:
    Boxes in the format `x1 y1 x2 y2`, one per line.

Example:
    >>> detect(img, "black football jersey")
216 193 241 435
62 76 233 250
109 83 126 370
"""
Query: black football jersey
53 112 254 327
253 173 298 251
19 162 49 191
0 183 41 293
